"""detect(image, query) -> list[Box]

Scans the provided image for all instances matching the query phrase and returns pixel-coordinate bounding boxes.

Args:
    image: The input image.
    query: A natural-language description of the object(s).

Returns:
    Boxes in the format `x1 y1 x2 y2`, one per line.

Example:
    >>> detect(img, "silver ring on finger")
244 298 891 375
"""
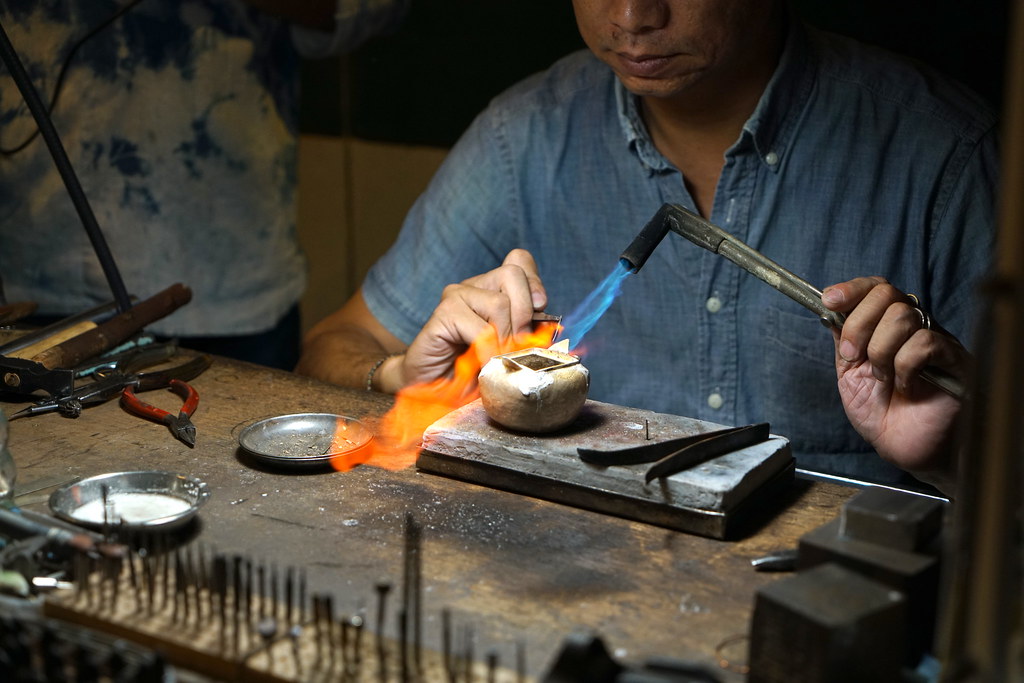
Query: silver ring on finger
906 293 932 331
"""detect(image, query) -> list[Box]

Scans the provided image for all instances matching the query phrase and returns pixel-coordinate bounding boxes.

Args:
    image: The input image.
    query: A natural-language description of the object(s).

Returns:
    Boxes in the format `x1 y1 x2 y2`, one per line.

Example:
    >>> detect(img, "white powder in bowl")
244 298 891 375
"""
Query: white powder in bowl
71 492 193 525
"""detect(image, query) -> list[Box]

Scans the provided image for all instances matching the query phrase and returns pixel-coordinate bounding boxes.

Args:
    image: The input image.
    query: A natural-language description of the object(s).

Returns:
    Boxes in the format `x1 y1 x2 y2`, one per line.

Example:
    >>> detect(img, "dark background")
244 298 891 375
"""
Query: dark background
300 1 1011 146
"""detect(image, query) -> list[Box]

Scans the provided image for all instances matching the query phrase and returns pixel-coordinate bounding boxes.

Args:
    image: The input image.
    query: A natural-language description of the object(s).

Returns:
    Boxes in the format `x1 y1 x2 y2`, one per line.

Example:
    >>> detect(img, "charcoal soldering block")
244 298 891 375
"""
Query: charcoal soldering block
748 563 907 683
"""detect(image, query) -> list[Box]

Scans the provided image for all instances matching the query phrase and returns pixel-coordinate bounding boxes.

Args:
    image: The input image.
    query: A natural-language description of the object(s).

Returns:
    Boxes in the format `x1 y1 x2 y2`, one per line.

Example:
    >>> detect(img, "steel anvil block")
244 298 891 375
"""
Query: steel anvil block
797 488 944 664
839 487 945 553
748 562 907 683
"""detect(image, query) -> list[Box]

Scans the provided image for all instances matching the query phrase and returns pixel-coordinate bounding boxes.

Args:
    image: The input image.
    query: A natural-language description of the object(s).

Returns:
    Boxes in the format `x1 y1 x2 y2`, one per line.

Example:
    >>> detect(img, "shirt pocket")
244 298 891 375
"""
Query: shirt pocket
757 306 868 455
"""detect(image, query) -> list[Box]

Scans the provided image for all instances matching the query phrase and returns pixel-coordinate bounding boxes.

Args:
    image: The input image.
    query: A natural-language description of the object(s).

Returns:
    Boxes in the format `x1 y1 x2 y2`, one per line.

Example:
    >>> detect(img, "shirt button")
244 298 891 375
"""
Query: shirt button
707 392 724 410
765 151 779 166
705 296 722 313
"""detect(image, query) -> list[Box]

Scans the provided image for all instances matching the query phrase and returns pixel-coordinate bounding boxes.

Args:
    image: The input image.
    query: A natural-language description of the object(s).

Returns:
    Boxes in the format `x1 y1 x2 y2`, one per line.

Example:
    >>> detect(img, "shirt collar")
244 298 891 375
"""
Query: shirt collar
616 77 674 173
616 15 816 175
740 16 815 173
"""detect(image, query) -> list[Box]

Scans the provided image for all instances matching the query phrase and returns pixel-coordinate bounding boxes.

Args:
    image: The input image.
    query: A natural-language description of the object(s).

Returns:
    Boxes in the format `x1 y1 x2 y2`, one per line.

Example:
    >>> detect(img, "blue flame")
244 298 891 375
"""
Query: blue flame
560 259 633 350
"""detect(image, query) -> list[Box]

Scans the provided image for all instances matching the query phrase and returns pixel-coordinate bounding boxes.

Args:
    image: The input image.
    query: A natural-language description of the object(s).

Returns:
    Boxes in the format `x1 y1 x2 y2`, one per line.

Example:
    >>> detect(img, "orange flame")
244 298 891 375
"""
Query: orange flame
330 322 561 472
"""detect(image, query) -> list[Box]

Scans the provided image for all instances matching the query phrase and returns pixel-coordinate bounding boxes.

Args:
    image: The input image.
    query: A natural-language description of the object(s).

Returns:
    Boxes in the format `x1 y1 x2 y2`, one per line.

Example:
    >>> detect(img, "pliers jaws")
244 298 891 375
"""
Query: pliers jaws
121 379 200 447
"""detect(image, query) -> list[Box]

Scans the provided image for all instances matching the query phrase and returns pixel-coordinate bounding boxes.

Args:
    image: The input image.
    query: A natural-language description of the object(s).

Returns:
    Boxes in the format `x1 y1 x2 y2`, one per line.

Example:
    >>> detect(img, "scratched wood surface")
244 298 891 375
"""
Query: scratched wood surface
2 354 854 679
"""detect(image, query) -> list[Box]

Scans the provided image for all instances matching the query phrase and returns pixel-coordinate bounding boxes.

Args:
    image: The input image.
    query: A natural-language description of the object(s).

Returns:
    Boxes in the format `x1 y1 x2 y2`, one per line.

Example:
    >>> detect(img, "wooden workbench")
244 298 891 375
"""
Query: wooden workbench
2 355 854 679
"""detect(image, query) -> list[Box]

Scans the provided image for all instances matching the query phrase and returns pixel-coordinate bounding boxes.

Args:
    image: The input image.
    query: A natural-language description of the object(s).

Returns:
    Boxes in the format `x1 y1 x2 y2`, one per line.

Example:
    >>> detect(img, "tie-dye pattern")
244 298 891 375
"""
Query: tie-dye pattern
0 0 404 335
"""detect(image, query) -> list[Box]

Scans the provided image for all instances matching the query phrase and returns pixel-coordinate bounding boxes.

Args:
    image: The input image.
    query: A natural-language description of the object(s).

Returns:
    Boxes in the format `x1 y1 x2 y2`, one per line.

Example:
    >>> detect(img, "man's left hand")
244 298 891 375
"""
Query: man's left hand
822 277 970 494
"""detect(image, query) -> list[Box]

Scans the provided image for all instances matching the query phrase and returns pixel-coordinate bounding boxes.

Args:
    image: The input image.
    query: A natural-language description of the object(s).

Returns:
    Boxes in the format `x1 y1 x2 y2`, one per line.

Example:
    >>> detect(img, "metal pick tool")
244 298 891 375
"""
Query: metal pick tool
531 312 562 344
620 203 966 401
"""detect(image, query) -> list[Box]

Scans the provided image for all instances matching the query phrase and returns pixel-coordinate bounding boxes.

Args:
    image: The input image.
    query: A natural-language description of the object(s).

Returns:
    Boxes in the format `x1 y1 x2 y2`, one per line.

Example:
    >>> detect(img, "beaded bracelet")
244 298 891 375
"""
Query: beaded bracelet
366 354 398 391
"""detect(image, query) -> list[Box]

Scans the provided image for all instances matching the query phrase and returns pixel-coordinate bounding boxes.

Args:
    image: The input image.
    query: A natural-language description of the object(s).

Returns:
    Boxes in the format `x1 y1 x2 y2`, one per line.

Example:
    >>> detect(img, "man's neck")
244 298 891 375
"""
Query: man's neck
640 18 787 217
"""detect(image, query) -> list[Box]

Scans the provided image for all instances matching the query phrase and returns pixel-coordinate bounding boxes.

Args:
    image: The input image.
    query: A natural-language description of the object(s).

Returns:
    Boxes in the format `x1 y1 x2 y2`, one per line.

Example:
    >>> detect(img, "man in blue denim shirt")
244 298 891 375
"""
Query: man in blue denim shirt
297 0 997 496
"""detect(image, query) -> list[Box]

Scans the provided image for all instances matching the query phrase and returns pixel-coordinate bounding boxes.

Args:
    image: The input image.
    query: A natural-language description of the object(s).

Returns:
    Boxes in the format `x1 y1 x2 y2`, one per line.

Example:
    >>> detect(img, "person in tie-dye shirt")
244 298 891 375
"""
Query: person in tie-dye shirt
0 1 407 369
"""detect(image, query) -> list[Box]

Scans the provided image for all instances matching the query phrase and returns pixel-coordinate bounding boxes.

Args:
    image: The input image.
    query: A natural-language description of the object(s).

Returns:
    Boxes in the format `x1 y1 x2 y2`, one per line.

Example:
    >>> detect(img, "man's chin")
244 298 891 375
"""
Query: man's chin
615 73 696 100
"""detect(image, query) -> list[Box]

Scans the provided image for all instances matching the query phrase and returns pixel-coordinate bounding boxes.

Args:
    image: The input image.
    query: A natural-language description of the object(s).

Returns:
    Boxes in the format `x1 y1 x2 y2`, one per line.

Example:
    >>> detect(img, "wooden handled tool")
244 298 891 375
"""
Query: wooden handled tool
0 301 37 325
7 320 97 360
0 299 124 356
32 283 192 369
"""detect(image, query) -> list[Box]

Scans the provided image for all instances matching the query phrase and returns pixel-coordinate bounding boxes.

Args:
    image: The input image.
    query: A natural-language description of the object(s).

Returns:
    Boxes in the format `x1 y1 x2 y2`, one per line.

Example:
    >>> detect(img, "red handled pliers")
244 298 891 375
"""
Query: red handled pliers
121 378 200 447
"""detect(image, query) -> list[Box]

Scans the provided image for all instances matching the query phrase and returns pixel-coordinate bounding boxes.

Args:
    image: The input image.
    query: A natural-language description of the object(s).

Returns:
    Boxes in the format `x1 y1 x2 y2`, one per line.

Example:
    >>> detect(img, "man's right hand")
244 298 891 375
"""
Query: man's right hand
295 249 548 393
400 248 548 388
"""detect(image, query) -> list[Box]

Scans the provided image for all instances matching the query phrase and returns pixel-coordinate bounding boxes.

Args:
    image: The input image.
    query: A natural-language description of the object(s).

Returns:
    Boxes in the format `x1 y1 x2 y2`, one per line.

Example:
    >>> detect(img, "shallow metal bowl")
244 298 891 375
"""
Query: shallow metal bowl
237 413 373 469
49 470 210 531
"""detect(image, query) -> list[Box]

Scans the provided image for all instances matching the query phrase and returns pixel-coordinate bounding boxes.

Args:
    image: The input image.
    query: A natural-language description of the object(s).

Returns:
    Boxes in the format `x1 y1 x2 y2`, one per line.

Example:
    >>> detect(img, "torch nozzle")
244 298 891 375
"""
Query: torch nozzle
619 204 677 272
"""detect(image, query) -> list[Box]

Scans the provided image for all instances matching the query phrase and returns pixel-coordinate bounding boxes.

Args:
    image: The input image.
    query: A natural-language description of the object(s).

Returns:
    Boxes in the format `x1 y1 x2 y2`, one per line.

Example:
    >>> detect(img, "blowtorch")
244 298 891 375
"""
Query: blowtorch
619 203 965 400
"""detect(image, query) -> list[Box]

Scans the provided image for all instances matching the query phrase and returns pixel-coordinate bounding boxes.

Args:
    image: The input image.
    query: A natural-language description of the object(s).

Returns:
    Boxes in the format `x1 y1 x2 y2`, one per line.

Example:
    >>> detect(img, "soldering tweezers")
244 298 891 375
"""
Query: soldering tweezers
578 422 771 483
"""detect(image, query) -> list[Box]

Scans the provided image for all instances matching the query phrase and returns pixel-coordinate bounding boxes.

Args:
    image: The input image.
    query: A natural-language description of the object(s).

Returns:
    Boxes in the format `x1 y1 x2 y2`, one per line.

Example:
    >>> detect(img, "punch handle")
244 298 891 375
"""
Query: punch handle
32 283 192 369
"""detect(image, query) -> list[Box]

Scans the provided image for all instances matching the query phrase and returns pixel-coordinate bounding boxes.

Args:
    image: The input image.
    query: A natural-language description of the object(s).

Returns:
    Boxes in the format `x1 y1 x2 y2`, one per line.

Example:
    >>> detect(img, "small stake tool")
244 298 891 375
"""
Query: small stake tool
375 579 392 681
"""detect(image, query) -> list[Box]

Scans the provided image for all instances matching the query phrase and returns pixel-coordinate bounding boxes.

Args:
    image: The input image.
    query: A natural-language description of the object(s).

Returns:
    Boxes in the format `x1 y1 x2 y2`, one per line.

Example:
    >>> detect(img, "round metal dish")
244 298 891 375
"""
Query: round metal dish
238 413 373 469
49 470 210 531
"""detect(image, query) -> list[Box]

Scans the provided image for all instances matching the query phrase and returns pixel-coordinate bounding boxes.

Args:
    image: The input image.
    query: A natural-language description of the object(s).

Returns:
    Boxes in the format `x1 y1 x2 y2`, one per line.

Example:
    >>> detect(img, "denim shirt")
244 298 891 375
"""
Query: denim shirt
0 0 405 336
363 23 998 485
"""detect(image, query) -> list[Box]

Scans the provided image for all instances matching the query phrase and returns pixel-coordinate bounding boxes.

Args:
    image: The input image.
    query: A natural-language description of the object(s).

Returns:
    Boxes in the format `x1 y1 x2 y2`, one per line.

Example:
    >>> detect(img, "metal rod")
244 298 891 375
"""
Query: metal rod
0 19 131 312
246 558 254 649
313 595 323 668
795 468 950 503
233 555 242 656
324 595 337 674
174 547 183 626
442 608 454 682
376 580 392 681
